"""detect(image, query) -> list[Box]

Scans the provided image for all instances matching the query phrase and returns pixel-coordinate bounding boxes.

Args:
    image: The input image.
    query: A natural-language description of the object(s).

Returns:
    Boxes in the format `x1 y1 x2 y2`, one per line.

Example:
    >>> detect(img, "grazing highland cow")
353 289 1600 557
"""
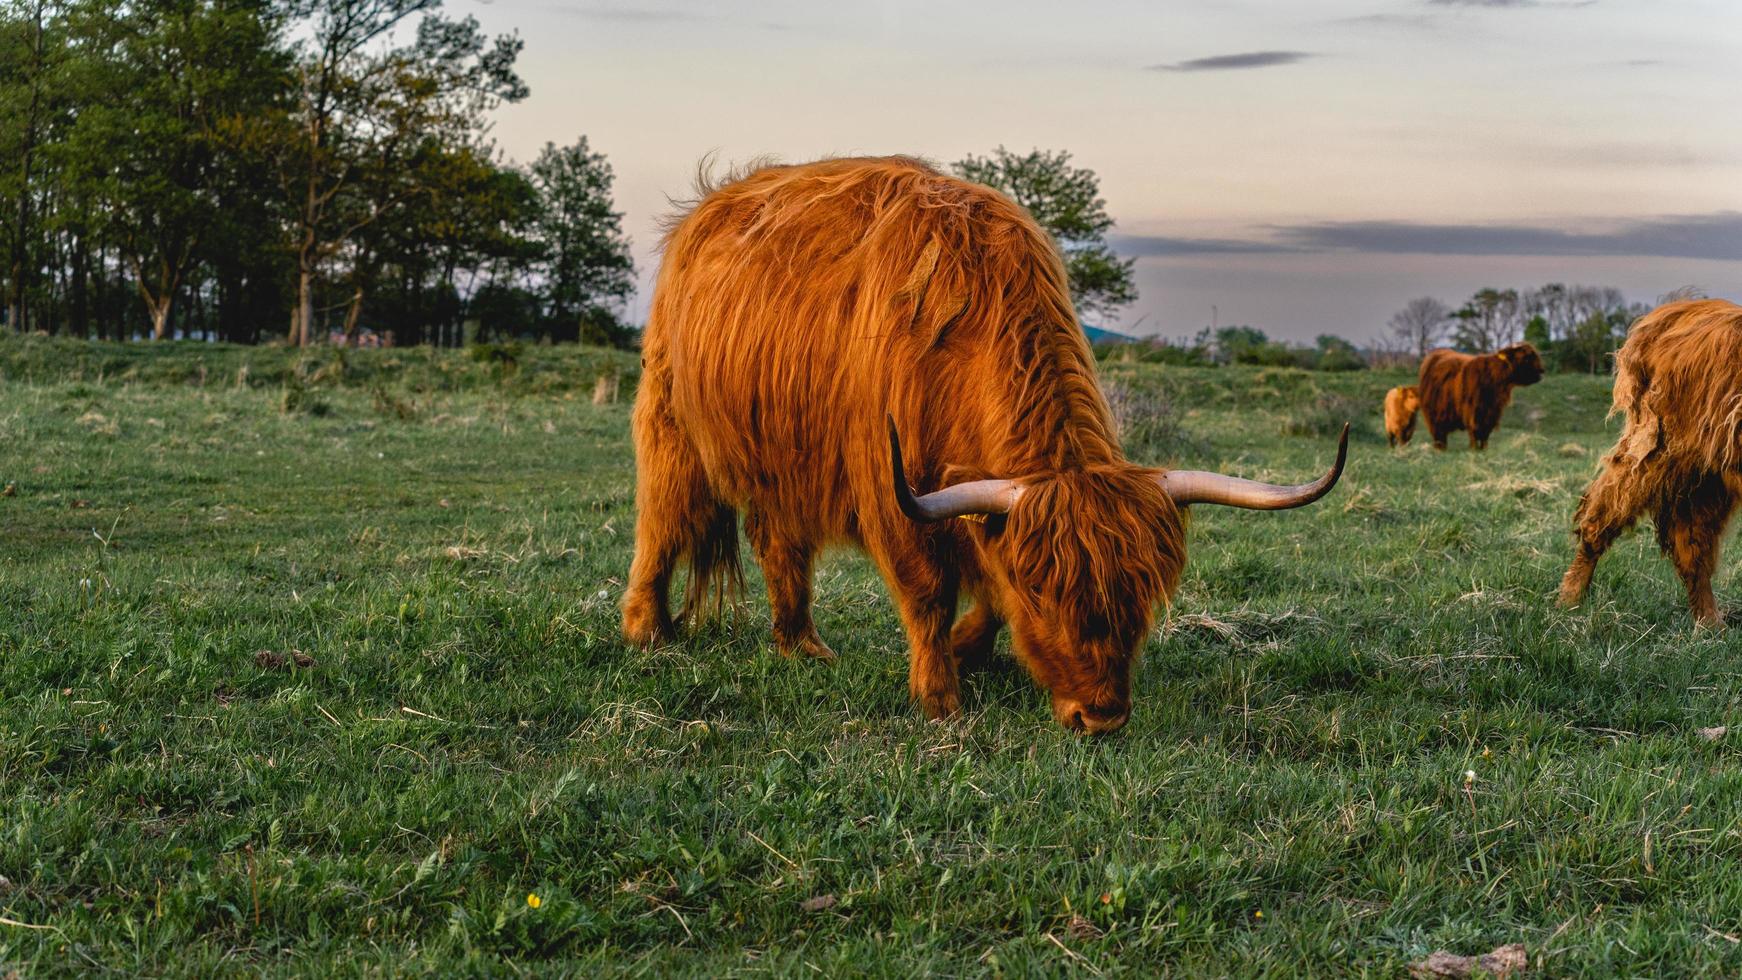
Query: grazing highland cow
1383 385 1420 448
623 156 1348 733
1559 299 1742 626
1418 343 1544 450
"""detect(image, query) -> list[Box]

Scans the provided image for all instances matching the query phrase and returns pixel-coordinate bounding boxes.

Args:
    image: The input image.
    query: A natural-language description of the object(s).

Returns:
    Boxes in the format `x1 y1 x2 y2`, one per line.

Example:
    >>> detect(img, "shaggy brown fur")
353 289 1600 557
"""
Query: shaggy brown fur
1383 385 1420 448
1559 299 1742 626
622 156 1340 732
1417 343 1544 450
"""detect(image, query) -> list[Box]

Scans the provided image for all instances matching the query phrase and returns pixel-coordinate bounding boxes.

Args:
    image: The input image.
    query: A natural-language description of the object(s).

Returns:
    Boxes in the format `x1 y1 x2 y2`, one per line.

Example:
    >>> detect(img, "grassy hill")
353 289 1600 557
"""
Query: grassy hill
3 338 1740 975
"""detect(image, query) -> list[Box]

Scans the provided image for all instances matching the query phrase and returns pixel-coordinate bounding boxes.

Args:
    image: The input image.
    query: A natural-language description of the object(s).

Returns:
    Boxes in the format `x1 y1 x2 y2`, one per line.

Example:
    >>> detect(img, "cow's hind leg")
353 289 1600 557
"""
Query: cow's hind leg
745 510 835 660
950 599 1004 673
1655 473 1734 628
622 385 735 647
1559 455 1659 609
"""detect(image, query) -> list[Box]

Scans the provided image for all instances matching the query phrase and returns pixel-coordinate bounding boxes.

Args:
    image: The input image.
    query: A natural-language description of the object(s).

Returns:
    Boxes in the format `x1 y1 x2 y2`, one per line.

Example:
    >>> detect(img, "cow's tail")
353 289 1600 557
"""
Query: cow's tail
681 504 743 625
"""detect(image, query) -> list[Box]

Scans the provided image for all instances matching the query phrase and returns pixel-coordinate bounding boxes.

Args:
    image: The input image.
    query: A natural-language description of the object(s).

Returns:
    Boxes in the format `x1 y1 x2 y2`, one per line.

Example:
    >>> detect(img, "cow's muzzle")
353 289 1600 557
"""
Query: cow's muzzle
1053 697 1129 735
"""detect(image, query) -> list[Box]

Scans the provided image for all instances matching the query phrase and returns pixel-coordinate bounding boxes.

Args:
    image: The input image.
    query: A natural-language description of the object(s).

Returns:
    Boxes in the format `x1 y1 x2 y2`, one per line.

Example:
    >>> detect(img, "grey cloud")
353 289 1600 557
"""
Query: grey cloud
1151 51 1314 72
1115 213 1742 261
1111 235 1304 257
1284 213 1742 260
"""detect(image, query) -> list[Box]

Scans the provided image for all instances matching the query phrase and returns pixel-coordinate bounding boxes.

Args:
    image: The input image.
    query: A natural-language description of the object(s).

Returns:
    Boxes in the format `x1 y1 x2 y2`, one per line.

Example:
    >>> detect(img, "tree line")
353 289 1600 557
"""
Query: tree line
1378 284 1683 373
0 0 635 347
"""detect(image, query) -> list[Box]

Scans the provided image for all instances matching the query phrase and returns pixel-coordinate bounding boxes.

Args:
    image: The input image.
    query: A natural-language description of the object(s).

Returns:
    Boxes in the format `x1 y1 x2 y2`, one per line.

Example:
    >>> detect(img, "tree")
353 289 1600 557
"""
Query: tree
1450 287 1522 351
61 0 287 340
0 0 63 332
952 147 1137 320
1388 297 1449 360
274 0 526 346
1523 314 1550 349
1563 310 1620 374
525 137 635 345
1314 333 1366 371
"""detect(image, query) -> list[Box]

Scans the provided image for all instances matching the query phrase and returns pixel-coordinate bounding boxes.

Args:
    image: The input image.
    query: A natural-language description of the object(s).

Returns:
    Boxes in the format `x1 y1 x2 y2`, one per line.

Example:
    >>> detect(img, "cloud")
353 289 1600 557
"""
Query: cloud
1150 51 1314 72
1285 213 1742 259
1115 213 1742 261
1111 235 1304 257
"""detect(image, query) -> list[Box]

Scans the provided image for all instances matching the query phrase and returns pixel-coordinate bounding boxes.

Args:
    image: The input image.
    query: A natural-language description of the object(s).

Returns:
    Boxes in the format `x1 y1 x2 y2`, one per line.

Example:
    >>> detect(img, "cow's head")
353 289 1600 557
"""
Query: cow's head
889 420 1348 734
1496 343 1544 385
1400 385 1420 412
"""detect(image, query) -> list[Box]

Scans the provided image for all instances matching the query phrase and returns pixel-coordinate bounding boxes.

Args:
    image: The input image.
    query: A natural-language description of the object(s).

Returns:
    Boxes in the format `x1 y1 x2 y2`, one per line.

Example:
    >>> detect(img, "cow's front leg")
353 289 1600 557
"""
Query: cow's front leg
901 593 961 719
876 550 961 719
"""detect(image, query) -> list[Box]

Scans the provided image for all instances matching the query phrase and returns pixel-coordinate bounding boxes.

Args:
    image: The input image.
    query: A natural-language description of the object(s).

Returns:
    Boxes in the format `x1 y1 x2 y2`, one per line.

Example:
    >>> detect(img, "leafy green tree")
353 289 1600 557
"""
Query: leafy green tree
1212 325 1268 364
60 0 287 339
275 0 526 345
952 147 1137 320
339 142 536 345
0 0 66 332
525 137 635 345
1451 287 1522 352
1314 334 1367 371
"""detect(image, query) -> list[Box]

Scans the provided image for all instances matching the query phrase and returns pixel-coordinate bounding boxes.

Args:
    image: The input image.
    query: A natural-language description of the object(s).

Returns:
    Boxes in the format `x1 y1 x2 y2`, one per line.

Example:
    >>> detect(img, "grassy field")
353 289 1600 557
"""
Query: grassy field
4 336 1742 976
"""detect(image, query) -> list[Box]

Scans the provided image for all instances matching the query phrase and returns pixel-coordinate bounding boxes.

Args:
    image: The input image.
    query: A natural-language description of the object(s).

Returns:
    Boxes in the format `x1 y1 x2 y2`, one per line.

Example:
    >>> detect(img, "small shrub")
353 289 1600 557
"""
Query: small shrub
280 376 332 417
469 341 523 382
1283 391 1366 439
371 384 419 421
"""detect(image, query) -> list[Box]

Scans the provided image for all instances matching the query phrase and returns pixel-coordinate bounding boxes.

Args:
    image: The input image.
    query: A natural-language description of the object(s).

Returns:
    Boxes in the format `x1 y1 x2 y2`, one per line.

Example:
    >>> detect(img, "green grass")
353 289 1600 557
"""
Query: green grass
4 338 1742 976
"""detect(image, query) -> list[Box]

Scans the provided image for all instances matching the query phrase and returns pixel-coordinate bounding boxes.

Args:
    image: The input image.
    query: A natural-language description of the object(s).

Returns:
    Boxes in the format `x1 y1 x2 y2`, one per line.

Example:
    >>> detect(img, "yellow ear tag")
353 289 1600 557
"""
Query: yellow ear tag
959 514 988 525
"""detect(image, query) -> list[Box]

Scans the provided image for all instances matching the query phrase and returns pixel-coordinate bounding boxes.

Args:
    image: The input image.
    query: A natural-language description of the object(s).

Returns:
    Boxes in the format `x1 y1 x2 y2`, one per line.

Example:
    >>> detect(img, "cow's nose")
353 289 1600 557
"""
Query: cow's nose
1055 698 1129 735
1079 706 1129 735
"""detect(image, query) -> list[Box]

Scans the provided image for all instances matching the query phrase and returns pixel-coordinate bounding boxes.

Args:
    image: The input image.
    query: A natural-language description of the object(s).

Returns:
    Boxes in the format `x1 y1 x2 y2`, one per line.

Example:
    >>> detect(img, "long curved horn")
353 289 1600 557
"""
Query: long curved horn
887 416 1023 522
1160 423 1349 510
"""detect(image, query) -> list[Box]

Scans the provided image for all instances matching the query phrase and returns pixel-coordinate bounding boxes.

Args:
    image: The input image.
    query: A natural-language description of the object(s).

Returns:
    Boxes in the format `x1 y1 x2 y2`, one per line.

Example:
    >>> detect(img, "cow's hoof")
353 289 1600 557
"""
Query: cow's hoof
918 690 961 721
622 599 676 649
781 632 837 662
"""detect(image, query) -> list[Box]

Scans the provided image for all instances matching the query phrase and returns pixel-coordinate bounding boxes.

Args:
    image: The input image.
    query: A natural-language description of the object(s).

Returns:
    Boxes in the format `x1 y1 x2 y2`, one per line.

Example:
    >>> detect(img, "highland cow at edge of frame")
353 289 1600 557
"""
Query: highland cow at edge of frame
1561 299 1742 627
621 156 1348 735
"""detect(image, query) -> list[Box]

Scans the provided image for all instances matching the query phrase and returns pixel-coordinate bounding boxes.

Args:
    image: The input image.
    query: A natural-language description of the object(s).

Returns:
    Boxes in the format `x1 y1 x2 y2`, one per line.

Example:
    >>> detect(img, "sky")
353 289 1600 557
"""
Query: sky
454 0 1742 344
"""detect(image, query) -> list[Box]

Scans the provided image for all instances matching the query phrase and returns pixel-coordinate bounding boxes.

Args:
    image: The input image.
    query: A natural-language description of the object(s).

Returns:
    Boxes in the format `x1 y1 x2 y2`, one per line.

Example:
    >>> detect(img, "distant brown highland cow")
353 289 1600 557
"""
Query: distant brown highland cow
1418 343 1544 450
1560 299 1742 626
622 156 1348 733
1383 385 1420 448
